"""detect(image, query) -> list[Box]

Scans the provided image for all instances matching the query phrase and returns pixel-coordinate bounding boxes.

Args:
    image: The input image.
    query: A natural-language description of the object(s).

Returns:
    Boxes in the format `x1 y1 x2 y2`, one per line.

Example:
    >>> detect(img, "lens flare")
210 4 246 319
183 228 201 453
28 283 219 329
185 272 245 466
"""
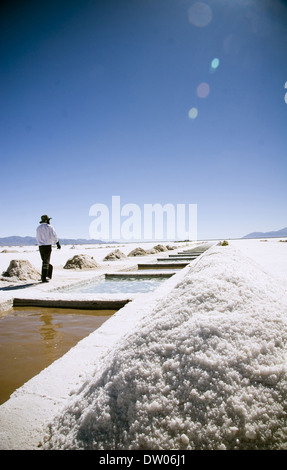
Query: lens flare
188 2 212 28
188 108 198 119
211 58 220 69
197 82 210 98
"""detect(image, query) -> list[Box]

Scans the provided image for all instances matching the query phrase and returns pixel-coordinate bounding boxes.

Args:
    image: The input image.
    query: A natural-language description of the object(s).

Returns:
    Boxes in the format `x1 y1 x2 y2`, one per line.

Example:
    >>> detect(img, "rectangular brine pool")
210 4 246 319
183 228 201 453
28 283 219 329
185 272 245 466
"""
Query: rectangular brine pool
61 273 173 295
0 307 116 405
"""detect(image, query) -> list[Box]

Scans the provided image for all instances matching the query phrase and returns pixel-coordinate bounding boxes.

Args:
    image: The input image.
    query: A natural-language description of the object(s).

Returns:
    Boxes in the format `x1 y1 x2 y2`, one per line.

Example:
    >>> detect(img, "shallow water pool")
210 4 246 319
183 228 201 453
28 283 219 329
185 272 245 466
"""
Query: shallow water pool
0 307 115 405
65 275 170 294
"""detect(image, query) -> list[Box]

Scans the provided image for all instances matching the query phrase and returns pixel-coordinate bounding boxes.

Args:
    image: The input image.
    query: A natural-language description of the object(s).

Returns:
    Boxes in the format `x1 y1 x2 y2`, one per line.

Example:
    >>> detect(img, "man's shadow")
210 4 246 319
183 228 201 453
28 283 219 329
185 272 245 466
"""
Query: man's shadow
0 283 38 291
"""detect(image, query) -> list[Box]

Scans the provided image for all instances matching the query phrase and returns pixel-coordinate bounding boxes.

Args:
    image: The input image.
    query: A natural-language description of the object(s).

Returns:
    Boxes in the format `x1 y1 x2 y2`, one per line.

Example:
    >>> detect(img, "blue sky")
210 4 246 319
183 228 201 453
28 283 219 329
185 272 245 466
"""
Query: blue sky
1 0 287 240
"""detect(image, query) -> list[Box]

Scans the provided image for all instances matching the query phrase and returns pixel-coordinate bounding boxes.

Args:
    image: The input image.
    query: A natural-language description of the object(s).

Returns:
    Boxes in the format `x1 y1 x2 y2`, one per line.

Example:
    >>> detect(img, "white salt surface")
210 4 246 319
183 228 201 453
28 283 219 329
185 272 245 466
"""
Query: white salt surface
1 239 287 450
0 242 185 309
41 241 287 450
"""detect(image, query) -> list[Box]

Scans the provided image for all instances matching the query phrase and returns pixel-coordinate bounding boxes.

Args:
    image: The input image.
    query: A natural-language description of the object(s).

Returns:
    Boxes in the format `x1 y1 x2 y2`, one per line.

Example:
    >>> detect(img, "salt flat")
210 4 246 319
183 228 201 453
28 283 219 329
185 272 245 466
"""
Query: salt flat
0 238 287 449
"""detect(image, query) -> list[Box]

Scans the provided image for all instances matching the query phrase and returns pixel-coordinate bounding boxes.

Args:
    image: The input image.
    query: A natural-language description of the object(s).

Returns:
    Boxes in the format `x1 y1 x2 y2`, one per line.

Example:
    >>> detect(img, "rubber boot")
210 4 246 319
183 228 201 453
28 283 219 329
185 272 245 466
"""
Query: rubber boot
47 264 53 279
41 267 49 283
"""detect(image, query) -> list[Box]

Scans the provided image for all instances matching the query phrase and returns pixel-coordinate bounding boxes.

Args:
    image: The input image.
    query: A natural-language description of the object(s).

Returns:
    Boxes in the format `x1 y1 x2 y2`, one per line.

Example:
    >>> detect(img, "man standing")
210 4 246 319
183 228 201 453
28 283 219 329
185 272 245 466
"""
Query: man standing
36 215 61 283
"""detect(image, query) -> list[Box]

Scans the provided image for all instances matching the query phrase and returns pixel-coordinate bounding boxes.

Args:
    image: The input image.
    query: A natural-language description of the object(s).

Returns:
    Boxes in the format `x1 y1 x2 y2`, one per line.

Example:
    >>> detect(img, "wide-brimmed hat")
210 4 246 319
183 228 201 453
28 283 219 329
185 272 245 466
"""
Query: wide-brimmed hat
40 214 51 224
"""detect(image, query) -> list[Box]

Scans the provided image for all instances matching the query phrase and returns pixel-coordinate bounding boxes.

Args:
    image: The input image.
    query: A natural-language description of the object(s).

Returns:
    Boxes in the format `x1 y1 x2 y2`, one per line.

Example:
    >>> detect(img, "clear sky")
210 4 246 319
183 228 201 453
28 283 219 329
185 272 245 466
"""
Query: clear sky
1 0 287 240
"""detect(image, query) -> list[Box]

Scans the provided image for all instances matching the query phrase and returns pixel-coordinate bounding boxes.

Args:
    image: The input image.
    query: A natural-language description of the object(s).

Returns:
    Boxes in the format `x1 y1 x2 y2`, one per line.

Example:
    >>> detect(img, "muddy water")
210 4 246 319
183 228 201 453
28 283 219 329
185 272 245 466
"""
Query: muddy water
0 307 116 405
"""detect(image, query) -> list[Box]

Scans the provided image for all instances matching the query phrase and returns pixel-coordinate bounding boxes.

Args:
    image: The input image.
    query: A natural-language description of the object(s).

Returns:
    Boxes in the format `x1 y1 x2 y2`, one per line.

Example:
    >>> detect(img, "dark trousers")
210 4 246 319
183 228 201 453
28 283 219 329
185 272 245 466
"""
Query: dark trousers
39 245 52 280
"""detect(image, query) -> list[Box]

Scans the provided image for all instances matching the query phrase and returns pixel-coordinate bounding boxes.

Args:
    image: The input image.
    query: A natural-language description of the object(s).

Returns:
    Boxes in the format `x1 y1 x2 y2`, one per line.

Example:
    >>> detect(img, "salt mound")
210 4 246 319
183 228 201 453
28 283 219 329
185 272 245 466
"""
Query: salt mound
103 249 127 261
63 255 99 270
43 246 287 450
128 247 147 257
153 244 168 252
2 259 40 281
144 244 168 255
145 248 157 254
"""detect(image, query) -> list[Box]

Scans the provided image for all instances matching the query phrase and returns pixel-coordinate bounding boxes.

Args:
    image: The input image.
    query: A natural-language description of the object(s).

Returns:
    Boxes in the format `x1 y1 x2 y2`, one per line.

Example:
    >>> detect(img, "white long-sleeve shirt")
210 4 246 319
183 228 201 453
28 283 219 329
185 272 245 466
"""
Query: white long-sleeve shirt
36 223 58 246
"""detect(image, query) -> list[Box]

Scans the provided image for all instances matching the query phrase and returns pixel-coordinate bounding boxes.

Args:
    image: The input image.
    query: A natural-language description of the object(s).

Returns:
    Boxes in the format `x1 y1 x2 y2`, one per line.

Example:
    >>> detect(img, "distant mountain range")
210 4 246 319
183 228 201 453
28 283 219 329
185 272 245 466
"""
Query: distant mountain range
242 227 287 239
0 236 109 246
1 228 286 245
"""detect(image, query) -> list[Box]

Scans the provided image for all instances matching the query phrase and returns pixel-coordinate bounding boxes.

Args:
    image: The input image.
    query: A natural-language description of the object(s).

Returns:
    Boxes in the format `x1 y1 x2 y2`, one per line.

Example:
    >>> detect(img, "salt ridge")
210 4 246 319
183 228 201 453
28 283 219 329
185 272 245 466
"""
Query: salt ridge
42 245 287 450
